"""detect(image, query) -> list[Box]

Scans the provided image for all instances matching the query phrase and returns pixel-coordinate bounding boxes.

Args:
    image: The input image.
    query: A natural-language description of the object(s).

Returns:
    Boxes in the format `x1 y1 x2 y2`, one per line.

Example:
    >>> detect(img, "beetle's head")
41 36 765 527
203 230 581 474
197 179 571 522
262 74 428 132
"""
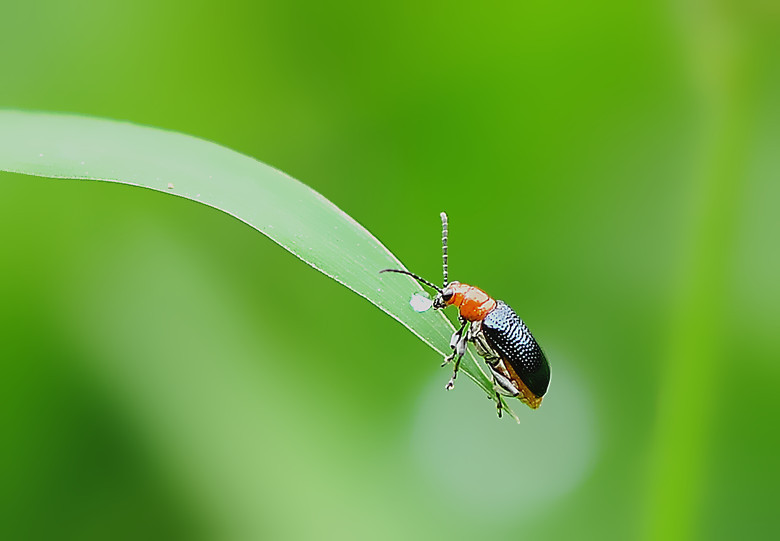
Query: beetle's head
433 283 457 309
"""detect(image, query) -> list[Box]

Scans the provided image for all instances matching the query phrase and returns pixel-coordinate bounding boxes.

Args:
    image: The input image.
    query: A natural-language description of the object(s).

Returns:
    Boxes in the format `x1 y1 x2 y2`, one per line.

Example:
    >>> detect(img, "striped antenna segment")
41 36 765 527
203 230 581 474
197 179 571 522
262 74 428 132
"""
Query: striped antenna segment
440 211 449 287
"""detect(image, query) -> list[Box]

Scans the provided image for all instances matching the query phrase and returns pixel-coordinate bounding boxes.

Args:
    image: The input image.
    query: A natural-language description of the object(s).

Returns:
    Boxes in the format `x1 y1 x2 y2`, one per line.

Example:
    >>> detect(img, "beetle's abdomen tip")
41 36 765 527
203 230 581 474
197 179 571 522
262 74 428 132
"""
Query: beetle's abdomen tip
522 395 543 409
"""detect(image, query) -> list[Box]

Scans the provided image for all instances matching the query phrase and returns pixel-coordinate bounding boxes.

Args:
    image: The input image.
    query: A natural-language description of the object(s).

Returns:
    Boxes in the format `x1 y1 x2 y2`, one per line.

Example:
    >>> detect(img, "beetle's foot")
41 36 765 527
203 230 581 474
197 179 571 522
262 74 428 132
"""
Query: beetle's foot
445 374 456 390
445 352 464 390
495 393 503 418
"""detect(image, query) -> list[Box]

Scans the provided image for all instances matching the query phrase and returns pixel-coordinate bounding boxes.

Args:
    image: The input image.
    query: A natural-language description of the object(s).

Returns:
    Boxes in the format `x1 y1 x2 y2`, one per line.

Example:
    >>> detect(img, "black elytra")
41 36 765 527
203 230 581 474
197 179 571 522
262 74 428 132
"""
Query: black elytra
481 301 550 399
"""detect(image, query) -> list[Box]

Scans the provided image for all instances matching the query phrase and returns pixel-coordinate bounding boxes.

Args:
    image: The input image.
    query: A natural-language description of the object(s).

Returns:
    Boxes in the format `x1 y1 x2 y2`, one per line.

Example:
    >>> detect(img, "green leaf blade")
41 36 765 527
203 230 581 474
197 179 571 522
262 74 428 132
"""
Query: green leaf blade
0 110 514 418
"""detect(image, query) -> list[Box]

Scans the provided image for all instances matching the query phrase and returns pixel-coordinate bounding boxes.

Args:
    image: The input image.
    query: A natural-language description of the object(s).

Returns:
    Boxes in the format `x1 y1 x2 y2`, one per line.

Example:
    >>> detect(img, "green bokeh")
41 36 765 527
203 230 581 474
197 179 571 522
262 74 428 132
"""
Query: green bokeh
1 1 778 540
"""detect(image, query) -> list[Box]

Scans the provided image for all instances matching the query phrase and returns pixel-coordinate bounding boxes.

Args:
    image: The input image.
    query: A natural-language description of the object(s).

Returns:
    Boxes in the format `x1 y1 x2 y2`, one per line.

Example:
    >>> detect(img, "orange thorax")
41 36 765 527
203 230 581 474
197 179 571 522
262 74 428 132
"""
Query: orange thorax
445 282 496 321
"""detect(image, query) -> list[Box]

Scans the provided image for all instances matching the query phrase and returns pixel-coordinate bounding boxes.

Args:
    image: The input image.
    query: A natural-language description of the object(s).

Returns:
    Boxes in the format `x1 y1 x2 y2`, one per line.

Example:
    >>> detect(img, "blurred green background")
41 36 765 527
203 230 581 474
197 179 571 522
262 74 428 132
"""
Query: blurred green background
1 1 778 540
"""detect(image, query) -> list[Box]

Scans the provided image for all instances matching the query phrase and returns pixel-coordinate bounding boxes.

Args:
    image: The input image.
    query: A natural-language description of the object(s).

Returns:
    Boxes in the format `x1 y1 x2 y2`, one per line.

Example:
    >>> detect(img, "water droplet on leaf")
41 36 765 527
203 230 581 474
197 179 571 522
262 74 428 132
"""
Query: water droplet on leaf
410 293 433 312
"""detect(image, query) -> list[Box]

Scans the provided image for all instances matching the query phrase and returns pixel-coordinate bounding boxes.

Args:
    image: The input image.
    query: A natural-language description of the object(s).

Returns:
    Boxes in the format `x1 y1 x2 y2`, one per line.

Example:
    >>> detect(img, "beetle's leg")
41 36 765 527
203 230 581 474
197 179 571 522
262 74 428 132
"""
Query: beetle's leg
445 332 469 390
441 319 468 367
484 386 504 417
443 321 469 390
495 392 503 418
445 346 465 390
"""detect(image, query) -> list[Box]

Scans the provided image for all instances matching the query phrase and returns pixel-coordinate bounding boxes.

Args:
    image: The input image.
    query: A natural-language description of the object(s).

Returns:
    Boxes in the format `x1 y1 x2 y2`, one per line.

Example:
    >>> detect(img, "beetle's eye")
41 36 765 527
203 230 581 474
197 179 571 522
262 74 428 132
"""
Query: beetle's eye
441 289 454 303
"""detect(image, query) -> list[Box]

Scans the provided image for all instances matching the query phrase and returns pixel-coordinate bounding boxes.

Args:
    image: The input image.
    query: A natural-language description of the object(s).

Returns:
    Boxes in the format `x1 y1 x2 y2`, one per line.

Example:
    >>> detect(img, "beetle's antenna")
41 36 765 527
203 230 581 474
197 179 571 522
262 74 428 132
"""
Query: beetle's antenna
440 211 449 287
379 269 442 293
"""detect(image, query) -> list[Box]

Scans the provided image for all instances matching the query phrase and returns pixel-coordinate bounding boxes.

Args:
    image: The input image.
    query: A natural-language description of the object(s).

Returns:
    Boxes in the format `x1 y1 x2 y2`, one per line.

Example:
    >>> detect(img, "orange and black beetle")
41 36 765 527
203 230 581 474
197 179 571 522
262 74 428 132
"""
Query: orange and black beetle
381 212 550 416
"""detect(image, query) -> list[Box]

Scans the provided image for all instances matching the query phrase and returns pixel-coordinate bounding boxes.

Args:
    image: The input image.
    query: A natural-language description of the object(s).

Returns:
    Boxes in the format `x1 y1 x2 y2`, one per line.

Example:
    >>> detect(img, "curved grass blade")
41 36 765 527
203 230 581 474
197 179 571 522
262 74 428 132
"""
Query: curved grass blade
0 110 517 421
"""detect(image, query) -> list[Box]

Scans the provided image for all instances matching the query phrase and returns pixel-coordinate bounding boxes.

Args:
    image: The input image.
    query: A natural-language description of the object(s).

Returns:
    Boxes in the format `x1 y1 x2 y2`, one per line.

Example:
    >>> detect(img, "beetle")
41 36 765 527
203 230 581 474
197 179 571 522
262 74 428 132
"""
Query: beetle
380 212 550 416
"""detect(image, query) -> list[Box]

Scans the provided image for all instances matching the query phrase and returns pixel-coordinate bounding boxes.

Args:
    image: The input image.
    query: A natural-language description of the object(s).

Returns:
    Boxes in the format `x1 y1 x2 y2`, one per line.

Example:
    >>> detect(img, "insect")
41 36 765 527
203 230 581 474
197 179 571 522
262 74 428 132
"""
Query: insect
380 212 550 416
